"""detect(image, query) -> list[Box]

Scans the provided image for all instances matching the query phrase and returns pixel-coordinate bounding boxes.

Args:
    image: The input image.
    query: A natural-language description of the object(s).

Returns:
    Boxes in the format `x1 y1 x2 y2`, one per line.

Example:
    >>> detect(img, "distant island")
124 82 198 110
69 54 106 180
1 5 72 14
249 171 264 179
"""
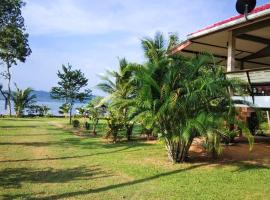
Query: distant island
0 90 93 103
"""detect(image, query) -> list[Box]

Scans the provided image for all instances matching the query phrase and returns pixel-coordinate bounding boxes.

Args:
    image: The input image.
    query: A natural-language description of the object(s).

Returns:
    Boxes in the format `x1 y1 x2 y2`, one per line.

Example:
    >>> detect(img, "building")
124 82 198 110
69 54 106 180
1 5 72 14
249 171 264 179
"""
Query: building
172 3 270 111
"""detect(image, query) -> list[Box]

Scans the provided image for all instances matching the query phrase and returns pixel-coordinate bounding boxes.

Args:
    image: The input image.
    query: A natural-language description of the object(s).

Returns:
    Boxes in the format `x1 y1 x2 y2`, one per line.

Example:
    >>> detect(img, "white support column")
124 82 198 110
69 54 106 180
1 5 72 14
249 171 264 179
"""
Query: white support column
227 31 236 72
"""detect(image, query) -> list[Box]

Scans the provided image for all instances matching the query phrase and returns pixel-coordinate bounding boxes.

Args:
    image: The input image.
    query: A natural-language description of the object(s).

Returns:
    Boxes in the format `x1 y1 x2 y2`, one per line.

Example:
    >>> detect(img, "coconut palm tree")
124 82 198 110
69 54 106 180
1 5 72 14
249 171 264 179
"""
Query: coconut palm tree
12 85 36 117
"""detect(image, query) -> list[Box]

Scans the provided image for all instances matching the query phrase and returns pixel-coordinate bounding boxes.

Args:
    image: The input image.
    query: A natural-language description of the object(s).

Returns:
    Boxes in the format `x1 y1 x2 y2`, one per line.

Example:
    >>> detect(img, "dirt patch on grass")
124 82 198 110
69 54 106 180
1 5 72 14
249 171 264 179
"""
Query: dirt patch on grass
189 137 270 166
49 121 97 138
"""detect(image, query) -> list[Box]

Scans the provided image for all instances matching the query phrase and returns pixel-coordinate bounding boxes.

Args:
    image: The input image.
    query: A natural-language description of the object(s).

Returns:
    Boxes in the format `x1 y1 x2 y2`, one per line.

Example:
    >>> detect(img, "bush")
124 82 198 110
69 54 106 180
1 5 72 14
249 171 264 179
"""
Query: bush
72 119 80 128
84 122 90 130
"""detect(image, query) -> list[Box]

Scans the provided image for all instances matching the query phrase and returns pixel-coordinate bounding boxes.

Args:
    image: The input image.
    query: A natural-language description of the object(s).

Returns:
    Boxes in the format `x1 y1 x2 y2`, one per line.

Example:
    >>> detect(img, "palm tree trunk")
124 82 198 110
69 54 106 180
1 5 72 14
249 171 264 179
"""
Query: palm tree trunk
165 137 194 163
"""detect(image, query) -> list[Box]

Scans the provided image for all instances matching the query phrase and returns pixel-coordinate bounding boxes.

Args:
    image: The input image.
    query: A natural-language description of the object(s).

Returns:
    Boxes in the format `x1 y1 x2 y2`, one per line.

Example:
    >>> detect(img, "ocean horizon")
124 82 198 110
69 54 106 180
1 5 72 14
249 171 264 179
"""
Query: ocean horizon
0 100 86 116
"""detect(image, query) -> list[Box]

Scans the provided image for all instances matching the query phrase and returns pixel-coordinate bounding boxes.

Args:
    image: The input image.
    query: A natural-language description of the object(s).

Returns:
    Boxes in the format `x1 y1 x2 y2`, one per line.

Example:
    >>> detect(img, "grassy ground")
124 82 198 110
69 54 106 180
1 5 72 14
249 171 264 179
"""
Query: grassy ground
0 118 270 200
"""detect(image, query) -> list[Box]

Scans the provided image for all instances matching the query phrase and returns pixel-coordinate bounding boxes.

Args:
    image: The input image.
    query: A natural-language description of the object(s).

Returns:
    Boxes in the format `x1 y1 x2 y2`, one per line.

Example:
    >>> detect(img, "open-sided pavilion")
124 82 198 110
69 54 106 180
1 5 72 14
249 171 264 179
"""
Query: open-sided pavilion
172 3 270 111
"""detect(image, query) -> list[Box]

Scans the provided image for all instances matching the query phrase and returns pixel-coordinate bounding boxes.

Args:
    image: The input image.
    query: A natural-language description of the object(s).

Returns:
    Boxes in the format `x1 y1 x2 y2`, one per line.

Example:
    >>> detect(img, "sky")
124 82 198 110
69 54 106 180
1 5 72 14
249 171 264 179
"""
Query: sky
1 0 269 95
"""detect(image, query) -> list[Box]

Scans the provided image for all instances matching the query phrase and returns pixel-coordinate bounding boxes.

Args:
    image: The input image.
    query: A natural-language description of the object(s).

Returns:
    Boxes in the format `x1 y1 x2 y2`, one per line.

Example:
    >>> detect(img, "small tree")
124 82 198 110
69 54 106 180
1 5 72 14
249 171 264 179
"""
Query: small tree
26 104 50 116
86 97 104 135
0 0 31 116
58 103 70 118
12 85 36 117
51 64 91 124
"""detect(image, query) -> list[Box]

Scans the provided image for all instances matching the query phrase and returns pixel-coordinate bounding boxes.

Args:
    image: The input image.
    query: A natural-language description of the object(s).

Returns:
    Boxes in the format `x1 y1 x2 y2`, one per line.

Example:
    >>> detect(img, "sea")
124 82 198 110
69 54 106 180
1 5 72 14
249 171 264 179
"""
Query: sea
0 99 86 116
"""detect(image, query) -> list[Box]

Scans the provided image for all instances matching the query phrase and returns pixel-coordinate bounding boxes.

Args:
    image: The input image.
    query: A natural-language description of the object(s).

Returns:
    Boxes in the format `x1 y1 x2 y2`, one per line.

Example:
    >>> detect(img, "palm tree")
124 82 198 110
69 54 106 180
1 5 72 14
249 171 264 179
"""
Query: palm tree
129 33 252 163
12 85 36 117
97 58 136 141
59 103 70 118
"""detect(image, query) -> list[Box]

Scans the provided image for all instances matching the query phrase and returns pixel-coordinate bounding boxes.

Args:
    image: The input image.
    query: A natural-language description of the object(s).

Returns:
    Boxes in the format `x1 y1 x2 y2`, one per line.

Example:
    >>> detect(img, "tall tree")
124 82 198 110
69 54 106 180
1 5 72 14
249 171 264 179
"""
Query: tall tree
51 64 91 124
0 0 31 116
12 85 36 117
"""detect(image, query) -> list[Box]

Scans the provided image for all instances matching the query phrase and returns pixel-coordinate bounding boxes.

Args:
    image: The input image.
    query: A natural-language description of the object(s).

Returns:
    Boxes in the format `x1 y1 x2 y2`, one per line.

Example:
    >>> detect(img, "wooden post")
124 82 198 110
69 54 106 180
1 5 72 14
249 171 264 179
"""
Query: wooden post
227 31 236 72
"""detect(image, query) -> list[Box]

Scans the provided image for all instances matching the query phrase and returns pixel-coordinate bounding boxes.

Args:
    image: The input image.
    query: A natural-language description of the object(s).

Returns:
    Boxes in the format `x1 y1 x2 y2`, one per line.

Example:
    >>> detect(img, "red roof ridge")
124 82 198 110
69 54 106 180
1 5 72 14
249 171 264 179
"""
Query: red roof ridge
189 3 270 36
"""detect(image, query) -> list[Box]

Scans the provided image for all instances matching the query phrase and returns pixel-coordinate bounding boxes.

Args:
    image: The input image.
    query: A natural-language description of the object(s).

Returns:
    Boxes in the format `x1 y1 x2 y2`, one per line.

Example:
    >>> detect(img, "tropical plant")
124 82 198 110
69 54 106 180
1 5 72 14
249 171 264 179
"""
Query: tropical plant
26 104 50 116
11 85 36 117
58 103 70 118
86 96 105 135
0 0 31 116
51 64 91 124
97 58 136 141
72 119 80 128
126 32 253 163
104 106 124 143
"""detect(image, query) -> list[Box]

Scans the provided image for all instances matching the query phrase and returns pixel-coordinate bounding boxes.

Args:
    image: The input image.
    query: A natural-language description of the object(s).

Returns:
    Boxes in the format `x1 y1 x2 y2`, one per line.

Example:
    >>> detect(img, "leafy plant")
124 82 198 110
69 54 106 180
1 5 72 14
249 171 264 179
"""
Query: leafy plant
85 97 105 135
11 85 36 117
72 119 80 128
51 64 91 124
58 103 70 118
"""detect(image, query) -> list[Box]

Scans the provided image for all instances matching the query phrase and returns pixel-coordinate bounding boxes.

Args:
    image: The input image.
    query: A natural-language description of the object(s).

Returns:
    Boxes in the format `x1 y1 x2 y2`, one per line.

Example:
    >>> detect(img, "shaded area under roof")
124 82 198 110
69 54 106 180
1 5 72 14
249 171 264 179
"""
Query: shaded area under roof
172 3 270 71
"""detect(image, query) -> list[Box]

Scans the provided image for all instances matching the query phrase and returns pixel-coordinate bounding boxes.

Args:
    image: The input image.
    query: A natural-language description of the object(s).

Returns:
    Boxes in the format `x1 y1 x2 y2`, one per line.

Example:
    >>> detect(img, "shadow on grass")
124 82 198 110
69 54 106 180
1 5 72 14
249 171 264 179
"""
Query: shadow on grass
29 164 207 200
0 118 45 122
0 147 139 163
0 125 40 129
0 165 112 189
232 162 270 172
29 162 269 200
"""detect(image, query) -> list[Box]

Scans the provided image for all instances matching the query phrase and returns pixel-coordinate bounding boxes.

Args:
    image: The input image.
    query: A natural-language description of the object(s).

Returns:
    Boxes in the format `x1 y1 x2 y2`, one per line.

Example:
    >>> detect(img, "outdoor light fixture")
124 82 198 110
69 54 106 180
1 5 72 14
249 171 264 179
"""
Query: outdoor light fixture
236 0 257 19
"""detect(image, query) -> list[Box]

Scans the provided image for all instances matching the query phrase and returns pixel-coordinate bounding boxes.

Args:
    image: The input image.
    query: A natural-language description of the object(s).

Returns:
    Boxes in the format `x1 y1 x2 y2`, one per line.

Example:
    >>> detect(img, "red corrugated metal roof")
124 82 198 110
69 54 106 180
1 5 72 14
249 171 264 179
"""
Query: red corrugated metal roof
189 3 270 36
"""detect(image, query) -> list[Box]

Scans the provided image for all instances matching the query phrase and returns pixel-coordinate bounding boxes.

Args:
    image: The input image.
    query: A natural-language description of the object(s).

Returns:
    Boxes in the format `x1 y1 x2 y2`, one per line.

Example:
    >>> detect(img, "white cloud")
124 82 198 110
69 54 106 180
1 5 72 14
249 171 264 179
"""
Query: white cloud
13 0 244 93
23 0 235 37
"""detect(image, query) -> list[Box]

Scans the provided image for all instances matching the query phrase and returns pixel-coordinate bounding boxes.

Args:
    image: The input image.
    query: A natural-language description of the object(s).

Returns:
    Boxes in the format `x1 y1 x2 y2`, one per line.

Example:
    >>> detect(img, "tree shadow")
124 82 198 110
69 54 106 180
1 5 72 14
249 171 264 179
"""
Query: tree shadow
0 118 44 122
31 163 207 200
0 125 39 129
232 162 270 172
0 165 113 189
1 193 34 200
0 147 139 163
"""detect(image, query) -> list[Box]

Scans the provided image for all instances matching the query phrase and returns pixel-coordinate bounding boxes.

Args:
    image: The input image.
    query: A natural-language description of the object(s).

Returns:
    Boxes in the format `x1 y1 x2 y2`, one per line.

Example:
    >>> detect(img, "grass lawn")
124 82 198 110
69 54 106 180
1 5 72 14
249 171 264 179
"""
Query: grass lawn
0 118 270 200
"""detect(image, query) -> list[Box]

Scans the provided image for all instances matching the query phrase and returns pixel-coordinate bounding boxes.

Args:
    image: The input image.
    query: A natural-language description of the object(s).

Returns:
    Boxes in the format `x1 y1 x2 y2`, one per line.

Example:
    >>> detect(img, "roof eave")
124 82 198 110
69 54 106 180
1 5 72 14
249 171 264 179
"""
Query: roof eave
188 8 270 40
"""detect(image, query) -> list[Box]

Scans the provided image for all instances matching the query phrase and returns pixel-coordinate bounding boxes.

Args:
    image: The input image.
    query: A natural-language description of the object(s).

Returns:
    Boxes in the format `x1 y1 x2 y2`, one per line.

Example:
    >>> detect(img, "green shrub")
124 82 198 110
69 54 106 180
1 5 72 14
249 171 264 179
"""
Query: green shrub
72 119 80 128
84 122 90 130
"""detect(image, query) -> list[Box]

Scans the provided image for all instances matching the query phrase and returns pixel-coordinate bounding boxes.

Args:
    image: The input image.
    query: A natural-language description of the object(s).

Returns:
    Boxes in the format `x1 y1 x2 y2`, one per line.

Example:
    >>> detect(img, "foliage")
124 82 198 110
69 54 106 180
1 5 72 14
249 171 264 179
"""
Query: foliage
84 121 90 130
58 103 70 118
104 106 124 143
98 32 253 163
26 104 50 116
72 119 80 128
0 0 31 116
11 85 36 117
85 96 105 135
50 64 91 124
97 58 136 141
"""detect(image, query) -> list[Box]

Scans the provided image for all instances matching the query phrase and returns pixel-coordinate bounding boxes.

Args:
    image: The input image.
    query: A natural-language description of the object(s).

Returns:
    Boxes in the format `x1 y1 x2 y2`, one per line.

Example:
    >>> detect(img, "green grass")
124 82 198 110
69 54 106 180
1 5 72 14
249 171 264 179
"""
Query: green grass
0 118 270 200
